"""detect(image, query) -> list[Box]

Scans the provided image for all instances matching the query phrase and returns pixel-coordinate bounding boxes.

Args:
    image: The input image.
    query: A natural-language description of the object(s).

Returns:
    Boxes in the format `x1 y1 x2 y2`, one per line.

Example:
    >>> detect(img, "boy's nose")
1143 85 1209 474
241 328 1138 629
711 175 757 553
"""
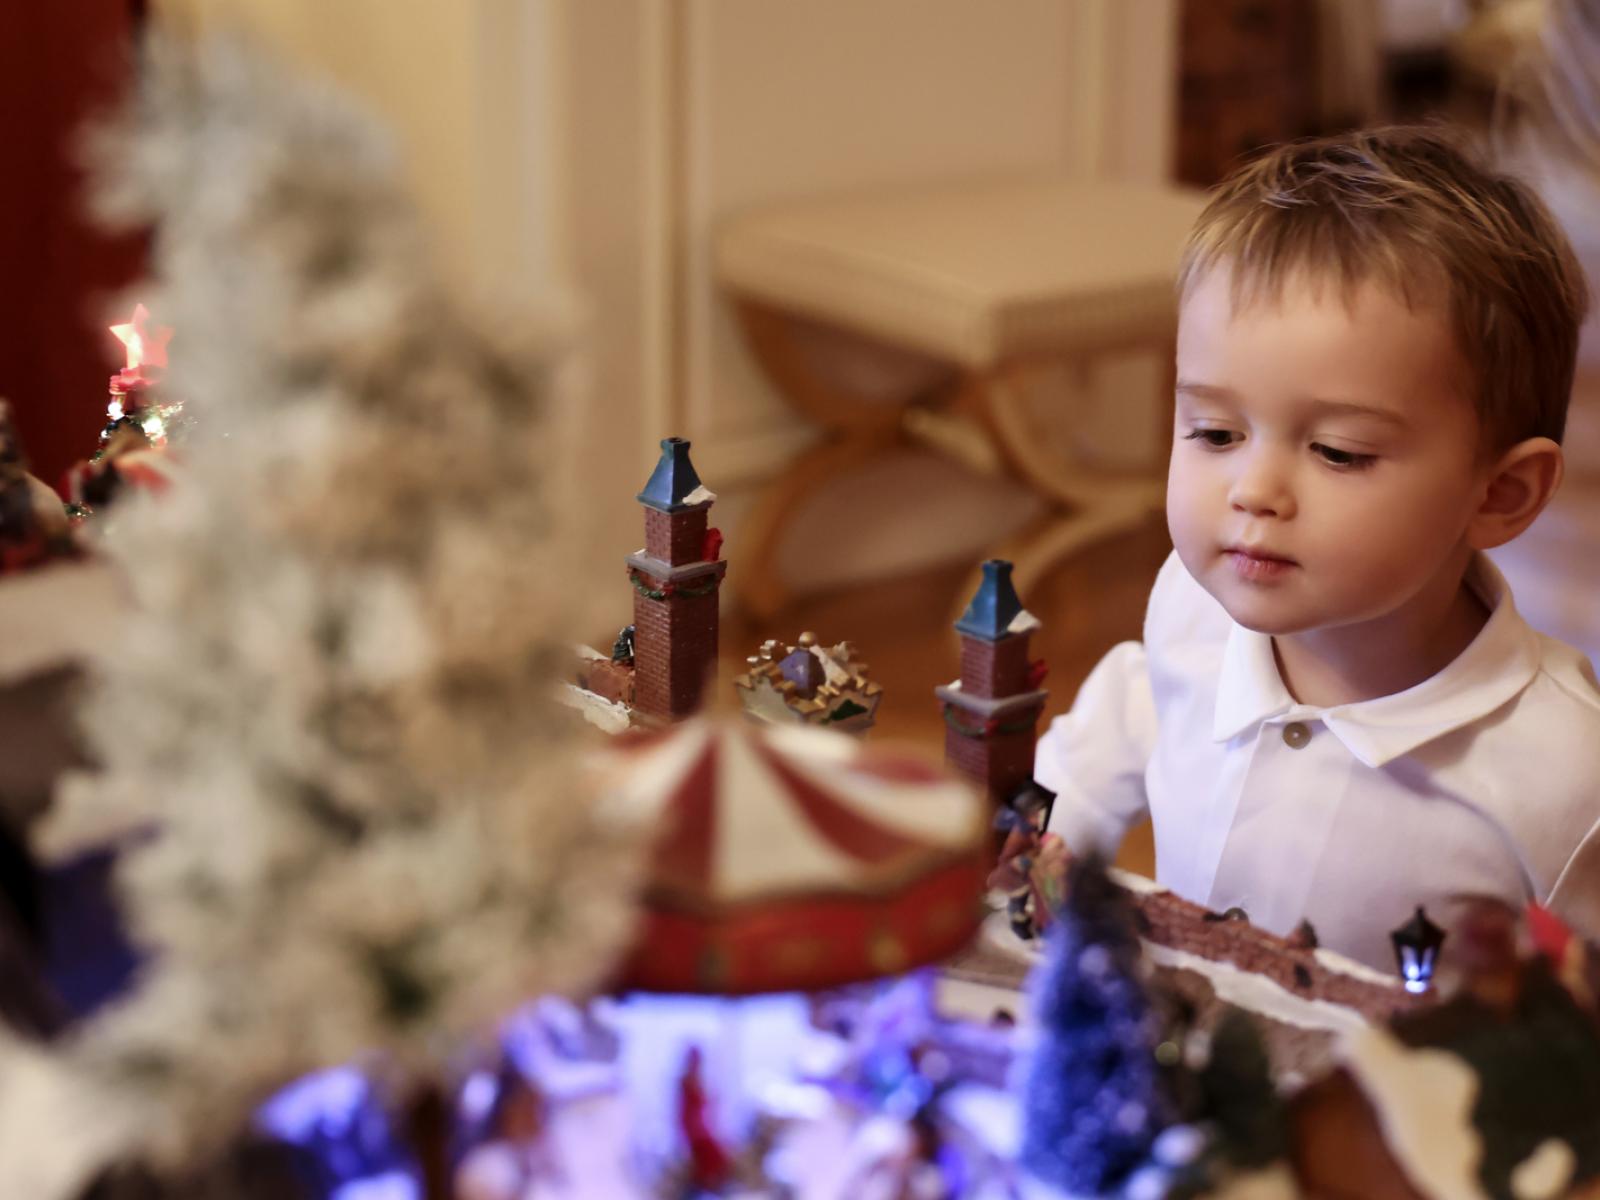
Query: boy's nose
1228 458 1295 520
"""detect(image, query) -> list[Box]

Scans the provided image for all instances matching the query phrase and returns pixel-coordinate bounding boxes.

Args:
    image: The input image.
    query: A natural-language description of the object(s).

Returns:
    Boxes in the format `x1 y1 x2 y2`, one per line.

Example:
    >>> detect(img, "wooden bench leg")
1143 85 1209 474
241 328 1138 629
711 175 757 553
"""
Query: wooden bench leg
736 423 907 620
949 356 1168 622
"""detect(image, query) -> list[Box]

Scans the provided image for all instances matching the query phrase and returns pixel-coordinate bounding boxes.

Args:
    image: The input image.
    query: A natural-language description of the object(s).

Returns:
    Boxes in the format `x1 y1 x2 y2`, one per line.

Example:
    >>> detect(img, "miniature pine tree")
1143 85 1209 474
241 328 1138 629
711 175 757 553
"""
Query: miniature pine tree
1020 854 1171 1195
1195 1010 1288 1172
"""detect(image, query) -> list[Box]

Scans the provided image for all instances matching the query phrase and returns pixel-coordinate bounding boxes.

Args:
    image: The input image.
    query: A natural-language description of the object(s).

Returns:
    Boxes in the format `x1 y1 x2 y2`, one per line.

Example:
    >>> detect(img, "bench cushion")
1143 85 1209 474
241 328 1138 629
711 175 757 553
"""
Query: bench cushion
716 178 1207 368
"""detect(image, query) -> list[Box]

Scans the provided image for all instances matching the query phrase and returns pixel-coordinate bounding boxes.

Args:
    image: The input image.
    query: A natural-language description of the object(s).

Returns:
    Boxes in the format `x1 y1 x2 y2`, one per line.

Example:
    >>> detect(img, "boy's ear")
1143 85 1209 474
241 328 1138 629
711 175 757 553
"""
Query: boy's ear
1467 436 1565 551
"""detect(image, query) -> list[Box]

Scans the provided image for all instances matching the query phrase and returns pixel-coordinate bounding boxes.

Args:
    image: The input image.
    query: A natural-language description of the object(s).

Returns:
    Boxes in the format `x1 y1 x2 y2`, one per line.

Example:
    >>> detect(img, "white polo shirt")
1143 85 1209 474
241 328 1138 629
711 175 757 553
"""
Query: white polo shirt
1036 550 1600 971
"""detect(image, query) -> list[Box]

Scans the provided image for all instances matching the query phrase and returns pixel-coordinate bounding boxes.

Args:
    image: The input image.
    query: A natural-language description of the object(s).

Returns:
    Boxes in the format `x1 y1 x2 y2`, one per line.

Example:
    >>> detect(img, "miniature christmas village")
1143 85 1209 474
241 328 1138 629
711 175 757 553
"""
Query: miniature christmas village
544 429 1600 1199
0 34 1596 1200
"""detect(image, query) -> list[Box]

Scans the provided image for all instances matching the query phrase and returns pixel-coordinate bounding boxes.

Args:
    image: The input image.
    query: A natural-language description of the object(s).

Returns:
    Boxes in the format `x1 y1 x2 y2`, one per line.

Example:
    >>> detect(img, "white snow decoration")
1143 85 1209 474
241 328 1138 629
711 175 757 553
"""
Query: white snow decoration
559 682 633 733
1106 866 1167 896
9 30 646 1182
1143 944 1370 1036
1314 947 1404 989
0 559 123 682
815 644 852 687
1007 607 1042 636
683 484 717 505
1510 1138 1576 1200
1342 1026 1490 1200
0 1031 147 1200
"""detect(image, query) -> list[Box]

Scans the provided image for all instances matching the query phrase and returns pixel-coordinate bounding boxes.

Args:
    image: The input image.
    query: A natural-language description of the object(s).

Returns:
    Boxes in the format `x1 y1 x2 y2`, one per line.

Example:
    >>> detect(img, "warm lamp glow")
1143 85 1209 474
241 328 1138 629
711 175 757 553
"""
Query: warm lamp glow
110 303 172 373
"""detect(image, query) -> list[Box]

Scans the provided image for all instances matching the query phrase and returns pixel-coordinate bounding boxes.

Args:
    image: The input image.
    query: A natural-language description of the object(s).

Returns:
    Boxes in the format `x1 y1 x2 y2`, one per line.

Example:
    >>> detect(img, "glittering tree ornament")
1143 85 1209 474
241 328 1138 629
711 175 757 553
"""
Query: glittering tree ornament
106 302 178 442
62 304 183 521
1020 854 1171 1196
0 34 644 1200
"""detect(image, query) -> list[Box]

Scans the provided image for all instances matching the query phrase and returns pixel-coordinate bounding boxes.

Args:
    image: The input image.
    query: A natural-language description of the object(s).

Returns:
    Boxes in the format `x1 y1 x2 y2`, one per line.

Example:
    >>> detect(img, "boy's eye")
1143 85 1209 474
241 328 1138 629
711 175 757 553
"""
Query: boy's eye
1182 429 1239 449
1311 442 1377 470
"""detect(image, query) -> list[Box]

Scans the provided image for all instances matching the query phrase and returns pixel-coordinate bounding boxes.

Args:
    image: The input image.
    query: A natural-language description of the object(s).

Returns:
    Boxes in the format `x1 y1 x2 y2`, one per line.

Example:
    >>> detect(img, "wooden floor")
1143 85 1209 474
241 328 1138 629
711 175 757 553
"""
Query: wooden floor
719 514 1173 877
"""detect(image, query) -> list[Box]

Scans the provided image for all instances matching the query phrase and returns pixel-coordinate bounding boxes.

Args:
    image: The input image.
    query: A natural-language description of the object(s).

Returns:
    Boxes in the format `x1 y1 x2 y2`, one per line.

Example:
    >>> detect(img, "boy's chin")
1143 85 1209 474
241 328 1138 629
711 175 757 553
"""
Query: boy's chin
1224 608 1313 636
1204 585 1318 637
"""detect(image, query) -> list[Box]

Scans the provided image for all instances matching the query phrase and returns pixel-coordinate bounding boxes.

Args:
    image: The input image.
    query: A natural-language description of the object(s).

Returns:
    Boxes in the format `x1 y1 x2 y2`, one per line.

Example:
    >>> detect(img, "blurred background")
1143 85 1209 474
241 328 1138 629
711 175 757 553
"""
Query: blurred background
4 1 1597 872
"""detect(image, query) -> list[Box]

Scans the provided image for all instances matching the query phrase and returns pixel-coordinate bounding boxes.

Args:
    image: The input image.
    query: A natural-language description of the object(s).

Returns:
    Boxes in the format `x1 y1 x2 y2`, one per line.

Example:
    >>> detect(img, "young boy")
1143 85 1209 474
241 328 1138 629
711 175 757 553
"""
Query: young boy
1036 127 1600 971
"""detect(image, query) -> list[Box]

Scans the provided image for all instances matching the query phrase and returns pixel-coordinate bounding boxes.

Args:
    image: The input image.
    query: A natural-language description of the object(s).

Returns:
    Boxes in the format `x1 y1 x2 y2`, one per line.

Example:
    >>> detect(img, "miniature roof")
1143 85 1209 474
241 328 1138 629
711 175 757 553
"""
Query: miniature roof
636 437 709 512
778 646 826 696
600 719 988 993
955 559 1029 641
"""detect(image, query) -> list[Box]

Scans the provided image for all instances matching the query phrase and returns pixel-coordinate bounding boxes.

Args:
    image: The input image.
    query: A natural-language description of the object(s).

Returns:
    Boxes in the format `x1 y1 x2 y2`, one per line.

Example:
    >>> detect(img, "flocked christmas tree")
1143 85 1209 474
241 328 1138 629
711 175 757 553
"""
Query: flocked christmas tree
0 33 644 1200
1021 854 1171 1197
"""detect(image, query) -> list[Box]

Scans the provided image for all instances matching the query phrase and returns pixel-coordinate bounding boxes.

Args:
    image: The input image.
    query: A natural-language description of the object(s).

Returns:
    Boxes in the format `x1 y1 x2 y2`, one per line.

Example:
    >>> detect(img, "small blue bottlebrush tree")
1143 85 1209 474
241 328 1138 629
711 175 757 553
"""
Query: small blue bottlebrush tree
1020 854 1171 1195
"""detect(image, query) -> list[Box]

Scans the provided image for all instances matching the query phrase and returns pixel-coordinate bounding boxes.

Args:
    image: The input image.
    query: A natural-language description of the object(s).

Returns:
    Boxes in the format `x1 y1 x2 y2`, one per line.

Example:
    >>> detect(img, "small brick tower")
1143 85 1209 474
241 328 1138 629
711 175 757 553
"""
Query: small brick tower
936 560 1048 808
629 438 727 723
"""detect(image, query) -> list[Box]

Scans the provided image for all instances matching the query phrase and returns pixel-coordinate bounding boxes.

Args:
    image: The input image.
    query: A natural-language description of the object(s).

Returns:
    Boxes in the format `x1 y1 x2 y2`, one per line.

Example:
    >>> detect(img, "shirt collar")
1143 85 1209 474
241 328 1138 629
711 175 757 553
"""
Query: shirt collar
1211 554 1544 768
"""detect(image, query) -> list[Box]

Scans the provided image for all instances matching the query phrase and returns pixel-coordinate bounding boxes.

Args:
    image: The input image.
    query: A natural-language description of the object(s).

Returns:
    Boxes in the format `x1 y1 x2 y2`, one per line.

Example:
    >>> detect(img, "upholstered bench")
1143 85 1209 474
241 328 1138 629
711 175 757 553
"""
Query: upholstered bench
715 177 1207 616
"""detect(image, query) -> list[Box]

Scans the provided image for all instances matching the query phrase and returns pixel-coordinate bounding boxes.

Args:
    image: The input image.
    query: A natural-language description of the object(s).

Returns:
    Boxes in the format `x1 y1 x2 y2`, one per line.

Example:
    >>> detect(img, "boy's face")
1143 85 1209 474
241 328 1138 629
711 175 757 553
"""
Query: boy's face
1168 266 1489 636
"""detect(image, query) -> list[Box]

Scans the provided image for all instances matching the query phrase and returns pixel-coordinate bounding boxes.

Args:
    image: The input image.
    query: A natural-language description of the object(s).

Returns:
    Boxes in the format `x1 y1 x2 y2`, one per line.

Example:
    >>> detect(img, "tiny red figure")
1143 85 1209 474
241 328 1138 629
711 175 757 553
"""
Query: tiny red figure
677 1044 731 1192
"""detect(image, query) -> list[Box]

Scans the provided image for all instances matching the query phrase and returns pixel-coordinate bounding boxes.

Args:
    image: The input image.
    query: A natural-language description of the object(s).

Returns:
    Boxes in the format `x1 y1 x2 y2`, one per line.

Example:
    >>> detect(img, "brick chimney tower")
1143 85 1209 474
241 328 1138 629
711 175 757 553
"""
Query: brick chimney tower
629 438 726 723
936 560 1048 808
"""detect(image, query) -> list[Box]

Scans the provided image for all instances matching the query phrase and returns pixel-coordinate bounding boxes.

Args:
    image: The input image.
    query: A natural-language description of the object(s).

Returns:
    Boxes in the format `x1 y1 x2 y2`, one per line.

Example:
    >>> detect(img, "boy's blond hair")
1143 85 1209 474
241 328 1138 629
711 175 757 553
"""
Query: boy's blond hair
1179 127 1589 449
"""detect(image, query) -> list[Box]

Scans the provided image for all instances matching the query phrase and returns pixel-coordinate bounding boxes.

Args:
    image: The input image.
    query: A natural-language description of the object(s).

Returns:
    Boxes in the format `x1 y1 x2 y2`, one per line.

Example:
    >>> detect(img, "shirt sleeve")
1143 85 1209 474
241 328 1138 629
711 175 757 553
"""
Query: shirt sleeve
1547 818 1600 943
1035 640 1157 857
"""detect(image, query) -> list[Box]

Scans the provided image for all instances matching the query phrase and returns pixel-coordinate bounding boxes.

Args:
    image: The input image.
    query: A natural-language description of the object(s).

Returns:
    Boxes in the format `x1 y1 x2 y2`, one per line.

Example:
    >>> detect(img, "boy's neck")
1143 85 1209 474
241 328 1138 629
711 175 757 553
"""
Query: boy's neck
1270 549 1491 708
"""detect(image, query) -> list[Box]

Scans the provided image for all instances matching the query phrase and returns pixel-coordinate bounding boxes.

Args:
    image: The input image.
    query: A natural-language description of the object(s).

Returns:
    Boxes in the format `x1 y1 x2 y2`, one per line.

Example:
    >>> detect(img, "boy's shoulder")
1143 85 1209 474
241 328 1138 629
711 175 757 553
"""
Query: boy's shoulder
1496 634 1600 776
1456 632 1600 856
1492 632 1600 753
1529 632 1600 718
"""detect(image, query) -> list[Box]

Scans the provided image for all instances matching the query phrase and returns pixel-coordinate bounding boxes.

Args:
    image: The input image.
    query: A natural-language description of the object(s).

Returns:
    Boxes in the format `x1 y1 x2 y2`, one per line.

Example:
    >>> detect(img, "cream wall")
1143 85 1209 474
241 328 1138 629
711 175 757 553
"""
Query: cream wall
155 0 568 298
152 0 1179 632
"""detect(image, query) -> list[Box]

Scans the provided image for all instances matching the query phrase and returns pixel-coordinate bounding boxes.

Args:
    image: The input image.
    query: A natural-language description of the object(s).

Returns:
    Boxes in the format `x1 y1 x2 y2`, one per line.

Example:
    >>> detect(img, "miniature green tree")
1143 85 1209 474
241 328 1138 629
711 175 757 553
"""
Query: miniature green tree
1020 854 1171 1195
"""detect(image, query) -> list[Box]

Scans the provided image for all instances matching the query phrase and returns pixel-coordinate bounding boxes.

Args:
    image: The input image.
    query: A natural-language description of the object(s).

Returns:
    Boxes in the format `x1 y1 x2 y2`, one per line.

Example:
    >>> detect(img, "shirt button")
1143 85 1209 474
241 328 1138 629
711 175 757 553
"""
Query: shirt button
1282 721 1311 749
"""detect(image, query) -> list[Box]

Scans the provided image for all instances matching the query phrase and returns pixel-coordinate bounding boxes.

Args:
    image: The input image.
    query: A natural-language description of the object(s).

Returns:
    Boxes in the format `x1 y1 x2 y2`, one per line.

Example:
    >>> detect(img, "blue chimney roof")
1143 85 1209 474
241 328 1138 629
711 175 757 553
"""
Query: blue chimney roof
955 559 1025 641
637 437 707 512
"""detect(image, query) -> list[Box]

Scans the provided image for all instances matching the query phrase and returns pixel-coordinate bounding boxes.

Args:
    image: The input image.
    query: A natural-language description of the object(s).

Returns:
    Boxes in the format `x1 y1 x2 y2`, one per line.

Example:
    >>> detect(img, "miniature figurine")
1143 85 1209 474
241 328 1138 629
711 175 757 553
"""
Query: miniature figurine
677 1045 731 1193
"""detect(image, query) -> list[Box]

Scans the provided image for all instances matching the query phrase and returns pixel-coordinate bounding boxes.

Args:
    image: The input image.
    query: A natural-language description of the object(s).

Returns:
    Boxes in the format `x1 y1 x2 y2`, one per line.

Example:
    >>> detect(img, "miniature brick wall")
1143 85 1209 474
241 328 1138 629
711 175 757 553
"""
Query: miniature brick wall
944 716 1040 804
644 507 709 567
1133 887 1423 1022
959 634 1031 699
633 578 722 720
575 658 635 705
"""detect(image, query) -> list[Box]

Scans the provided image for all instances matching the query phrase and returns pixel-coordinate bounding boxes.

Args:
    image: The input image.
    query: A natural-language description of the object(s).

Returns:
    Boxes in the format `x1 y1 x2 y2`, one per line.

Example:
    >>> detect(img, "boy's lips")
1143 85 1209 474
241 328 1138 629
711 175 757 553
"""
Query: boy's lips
1222 544 1297 582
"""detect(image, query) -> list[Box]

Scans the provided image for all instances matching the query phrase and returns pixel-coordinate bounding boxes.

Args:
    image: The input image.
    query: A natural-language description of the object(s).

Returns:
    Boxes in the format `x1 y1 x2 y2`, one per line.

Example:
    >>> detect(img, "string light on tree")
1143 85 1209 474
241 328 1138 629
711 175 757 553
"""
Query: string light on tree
65 304 182 520
105 303 180 450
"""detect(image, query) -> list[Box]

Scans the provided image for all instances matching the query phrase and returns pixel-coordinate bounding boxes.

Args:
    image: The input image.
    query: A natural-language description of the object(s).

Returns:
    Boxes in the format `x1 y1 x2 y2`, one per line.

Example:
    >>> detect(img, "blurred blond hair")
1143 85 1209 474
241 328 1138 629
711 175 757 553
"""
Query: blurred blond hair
1178 126 1589 451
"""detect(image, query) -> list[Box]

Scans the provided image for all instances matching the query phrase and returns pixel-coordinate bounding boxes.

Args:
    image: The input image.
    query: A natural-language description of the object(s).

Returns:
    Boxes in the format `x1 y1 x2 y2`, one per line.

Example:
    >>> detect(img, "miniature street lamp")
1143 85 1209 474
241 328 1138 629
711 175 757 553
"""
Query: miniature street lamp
1390 906 1446 994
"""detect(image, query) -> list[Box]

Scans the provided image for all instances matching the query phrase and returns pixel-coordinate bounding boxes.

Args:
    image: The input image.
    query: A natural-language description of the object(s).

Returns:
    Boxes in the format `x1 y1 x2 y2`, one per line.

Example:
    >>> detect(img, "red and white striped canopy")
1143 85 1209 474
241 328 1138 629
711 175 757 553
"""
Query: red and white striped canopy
602 719 989 994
